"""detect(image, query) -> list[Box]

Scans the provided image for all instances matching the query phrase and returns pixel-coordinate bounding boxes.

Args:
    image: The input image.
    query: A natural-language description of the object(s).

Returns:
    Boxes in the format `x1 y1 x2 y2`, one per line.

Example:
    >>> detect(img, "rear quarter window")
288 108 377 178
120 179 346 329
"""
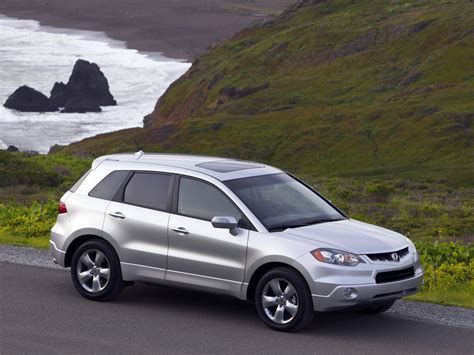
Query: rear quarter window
88 170 129 200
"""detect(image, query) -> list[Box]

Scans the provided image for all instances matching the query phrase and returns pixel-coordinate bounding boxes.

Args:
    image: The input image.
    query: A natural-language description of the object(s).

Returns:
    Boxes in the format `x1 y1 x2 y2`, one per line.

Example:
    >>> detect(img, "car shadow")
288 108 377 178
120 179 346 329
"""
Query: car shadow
50 275 470 352
115 281 431 336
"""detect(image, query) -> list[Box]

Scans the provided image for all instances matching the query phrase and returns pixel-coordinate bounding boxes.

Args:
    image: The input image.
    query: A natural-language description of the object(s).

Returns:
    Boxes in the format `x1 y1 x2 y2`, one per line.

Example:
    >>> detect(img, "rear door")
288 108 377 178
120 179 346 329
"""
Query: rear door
166 176 250 295
103 171 173 280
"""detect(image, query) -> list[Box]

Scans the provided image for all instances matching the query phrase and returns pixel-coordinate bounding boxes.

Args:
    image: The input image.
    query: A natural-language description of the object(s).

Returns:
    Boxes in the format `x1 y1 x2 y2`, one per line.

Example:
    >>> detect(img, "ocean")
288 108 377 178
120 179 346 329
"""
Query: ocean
0 15 190 153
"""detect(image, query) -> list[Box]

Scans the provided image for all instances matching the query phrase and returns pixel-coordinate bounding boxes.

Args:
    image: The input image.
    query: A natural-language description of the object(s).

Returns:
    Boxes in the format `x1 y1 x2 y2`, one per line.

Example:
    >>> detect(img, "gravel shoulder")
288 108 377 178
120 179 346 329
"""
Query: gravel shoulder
0 244 61 269
1 244 473 330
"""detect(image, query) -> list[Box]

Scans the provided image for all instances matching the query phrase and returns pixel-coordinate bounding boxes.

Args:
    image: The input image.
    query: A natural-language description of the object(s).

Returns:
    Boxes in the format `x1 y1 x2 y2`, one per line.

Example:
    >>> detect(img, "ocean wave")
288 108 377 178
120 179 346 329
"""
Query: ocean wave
0 15 190 153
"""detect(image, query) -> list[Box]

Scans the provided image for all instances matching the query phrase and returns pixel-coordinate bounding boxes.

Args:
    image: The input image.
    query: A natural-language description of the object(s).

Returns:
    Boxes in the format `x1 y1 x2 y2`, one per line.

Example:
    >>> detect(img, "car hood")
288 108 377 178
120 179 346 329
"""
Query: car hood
280 219 408 254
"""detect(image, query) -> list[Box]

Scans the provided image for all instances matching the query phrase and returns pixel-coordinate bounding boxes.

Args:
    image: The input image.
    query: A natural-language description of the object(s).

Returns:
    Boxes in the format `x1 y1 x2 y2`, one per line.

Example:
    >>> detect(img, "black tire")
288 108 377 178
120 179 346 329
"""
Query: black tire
70 239 125 301
254 267 314 332
358 300 396 314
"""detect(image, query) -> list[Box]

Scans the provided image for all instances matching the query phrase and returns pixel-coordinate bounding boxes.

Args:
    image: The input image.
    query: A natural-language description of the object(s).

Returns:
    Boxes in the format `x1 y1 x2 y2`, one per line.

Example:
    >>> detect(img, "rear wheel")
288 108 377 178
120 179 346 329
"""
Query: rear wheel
358 300 396 314
255 267 314 332
71 239 125 301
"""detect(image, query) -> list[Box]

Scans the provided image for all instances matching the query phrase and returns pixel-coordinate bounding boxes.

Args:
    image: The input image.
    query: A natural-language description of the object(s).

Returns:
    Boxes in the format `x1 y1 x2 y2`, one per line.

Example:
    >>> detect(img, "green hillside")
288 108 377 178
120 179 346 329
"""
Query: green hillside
59 0 474 185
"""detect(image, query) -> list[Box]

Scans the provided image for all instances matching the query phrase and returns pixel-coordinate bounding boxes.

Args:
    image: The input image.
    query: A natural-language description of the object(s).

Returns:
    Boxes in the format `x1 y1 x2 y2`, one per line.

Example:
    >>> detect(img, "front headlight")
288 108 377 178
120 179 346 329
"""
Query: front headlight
311 248 365 267
405 236 419 261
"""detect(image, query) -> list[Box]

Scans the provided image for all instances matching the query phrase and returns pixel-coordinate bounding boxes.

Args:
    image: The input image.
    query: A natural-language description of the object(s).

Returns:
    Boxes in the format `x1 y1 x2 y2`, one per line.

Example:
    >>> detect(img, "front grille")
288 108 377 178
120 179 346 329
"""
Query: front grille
375 267 414 284
367 247 409 262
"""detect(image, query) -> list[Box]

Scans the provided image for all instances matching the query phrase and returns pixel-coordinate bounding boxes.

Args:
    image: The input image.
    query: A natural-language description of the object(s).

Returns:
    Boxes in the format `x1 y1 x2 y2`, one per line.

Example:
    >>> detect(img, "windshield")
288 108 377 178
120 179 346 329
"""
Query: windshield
225 173 345 232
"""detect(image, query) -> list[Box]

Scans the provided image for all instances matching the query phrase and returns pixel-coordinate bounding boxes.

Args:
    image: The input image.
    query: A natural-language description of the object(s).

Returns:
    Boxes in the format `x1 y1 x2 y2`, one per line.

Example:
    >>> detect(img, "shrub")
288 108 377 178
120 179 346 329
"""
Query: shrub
416 242 473 293
0 201 57 239
416 241 473 265
365 181 395 202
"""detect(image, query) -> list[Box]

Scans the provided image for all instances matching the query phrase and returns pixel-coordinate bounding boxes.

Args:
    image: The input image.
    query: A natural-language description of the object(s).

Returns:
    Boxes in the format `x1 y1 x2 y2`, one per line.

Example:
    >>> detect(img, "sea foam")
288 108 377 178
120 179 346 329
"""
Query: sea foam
0 15 190 153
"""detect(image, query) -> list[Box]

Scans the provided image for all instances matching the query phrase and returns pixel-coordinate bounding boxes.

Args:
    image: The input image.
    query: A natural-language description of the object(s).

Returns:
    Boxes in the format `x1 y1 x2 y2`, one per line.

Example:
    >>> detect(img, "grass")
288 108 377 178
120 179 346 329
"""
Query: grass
0 151 89 247
0 233 50 249
304 176 474 243
56 0 474 187
0 150 91 203
408 281 474 308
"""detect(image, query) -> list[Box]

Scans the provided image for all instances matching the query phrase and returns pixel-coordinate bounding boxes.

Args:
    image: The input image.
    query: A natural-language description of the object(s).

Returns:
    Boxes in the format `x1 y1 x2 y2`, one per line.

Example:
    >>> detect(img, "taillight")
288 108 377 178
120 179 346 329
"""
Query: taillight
58 202 68 214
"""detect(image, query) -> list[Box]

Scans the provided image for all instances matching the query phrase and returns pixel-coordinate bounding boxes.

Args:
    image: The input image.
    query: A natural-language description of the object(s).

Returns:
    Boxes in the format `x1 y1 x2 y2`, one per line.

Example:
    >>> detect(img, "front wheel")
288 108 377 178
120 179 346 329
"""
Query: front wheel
255 267 314 332
70 239 125 301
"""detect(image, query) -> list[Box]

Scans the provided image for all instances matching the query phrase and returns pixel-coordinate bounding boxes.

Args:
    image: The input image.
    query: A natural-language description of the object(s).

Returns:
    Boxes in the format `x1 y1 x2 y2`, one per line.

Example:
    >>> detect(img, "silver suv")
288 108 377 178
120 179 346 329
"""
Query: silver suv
50 152 423 331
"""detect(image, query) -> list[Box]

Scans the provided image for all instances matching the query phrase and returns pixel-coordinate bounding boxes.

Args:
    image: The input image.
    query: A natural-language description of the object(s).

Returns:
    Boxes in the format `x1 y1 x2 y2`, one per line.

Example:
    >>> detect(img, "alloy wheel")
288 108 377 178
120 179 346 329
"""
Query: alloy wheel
76 249 110 293
261 278 299 324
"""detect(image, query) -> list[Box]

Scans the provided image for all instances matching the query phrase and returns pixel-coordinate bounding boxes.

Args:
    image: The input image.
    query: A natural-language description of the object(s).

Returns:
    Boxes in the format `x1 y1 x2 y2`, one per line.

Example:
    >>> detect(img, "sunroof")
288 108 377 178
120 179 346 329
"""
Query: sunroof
196 160 264 173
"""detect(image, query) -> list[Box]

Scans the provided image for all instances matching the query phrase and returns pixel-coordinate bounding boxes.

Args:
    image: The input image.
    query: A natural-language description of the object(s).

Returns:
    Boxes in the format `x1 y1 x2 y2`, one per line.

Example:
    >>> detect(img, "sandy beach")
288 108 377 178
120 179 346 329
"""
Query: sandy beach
0 0 294 61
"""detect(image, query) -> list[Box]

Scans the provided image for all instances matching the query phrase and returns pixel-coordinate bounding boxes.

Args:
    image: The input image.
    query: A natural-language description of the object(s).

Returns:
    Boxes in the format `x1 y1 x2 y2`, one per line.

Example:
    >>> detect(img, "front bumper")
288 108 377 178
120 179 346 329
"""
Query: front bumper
295 251 424 312
311 271 423 311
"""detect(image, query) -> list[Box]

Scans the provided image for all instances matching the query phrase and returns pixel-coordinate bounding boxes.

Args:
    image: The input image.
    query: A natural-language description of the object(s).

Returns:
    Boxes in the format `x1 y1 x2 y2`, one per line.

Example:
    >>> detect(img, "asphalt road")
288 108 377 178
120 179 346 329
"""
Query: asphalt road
0 262 473 354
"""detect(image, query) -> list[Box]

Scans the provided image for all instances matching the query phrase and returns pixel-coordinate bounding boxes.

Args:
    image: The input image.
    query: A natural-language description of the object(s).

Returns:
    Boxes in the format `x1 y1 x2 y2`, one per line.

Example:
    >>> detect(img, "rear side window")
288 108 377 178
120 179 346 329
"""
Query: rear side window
89 170 129 200
178 177 242 222
123 172 172 211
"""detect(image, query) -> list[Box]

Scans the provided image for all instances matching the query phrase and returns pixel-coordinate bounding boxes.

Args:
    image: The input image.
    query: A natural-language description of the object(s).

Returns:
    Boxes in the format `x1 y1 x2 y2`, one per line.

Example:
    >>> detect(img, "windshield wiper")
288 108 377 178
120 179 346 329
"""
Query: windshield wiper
268 218 344 232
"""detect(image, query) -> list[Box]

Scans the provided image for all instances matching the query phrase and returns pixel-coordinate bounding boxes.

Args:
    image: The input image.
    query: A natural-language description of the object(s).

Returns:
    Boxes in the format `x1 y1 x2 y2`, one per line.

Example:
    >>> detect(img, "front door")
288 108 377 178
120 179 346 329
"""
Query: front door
166 176 249 296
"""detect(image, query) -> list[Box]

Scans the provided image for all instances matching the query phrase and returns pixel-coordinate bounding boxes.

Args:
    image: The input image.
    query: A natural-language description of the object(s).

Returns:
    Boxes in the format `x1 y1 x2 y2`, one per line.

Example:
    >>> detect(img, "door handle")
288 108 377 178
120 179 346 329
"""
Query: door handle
170 227 189 235
109 211 126 219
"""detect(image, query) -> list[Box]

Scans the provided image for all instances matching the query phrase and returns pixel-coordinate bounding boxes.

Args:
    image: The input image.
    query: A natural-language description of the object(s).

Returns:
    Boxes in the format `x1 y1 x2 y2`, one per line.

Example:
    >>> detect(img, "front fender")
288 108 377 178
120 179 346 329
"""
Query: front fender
241 253 315 299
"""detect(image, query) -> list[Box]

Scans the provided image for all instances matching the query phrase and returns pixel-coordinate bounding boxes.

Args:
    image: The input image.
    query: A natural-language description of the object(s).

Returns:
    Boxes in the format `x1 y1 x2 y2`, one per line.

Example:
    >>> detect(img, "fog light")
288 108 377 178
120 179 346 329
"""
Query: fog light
343 288 358 299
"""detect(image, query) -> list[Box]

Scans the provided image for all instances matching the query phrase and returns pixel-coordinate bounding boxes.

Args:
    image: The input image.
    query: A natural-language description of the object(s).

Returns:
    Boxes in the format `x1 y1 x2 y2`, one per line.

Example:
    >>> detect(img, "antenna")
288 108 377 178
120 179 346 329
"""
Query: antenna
133 138 143 151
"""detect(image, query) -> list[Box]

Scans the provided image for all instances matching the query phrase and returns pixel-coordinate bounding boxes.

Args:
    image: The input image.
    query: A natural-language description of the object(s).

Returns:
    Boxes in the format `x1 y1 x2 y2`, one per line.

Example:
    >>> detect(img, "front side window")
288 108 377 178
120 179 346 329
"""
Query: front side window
178 177 242 222
123 172 171 211
225 173 345 231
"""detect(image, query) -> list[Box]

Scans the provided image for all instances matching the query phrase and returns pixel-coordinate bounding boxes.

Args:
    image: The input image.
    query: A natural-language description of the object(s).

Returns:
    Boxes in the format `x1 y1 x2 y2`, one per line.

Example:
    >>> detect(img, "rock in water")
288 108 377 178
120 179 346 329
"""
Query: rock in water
5 60 115 114
50 82 70 107
4 85 58 112
61 96 102 113
66 59 117 106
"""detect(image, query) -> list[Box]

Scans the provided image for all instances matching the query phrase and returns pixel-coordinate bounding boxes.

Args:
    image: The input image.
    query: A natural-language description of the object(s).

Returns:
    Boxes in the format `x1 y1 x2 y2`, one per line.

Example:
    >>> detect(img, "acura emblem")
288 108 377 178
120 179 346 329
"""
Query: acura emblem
391 252 400 262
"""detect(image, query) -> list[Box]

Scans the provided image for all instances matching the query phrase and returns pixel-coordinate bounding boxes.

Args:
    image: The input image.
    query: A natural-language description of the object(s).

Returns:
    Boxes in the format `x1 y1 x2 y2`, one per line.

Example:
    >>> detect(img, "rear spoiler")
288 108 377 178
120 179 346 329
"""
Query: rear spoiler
91 151 144 169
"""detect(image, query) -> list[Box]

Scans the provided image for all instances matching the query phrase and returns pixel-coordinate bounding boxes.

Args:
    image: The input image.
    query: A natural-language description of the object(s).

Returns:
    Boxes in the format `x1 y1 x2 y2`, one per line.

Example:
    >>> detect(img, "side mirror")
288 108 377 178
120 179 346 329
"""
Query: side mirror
211 216 239 236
